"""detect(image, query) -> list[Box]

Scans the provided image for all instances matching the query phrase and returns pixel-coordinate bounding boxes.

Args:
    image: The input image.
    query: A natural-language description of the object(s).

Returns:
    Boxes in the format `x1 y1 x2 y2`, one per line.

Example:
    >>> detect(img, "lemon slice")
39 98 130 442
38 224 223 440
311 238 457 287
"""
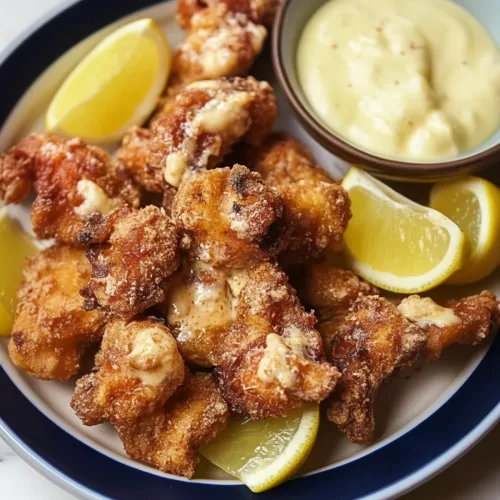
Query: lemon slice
46 18 171 143
0 209 37 336
201 404 319 493
430 177 500 285
341 167 465 294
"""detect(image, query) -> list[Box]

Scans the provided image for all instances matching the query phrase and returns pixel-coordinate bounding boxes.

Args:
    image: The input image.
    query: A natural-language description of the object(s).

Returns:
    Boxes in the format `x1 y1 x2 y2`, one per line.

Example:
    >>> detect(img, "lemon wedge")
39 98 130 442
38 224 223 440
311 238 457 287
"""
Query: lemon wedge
430 177 500 285
0 209 37 336
46 18 171 143
201 404 319 493
341 167 465 294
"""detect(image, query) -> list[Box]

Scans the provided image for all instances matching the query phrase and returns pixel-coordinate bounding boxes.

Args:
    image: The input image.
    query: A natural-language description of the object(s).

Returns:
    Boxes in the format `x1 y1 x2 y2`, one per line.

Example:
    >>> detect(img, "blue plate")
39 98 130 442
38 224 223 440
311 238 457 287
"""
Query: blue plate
0 1 499 499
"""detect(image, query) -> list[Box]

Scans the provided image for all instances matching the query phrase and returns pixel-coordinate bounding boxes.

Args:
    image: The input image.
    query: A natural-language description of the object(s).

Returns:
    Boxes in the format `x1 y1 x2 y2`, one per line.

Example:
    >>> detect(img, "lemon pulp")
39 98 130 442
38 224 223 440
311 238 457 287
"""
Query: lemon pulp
46 18 171 143
0 210 37 336
342 167 465 293
201 404 319 493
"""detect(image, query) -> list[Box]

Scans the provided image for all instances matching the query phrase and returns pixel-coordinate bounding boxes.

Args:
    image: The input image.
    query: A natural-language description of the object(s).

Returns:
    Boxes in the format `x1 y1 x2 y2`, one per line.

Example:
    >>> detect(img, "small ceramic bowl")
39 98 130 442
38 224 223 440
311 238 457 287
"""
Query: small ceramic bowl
272 0 500 182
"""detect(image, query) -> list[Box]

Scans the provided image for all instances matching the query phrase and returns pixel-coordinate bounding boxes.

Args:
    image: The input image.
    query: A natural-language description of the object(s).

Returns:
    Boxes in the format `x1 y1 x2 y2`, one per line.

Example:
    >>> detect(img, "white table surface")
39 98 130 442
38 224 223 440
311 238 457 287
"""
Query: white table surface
0 0 499 498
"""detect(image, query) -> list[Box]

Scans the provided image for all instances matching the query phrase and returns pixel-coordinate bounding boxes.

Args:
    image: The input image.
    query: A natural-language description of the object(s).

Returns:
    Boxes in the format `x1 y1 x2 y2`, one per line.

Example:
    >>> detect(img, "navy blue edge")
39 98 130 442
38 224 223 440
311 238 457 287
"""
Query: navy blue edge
0 0 499 498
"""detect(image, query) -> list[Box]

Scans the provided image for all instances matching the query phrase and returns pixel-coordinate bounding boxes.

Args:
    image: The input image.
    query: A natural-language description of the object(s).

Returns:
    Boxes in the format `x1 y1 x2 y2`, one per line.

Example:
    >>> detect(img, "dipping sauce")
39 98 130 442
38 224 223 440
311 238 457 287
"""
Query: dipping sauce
297 0 500 160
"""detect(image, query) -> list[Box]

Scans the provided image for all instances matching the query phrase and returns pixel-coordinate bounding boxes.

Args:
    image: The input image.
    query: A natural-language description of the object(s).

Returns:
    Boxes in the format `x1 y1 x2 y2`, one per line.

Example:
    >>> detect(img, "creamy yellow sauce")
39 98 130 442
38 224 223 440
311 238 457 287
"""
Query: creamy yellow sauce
297 0 500 160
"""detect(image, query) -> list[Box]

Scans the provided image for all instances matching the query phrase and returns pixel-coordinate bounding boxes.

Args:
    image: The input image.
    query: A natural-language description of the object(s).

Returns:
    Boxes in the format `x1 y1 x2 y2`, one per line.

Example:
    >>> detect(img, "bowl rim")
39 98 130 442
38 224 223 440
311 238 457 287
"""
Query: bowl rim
272 0 500 176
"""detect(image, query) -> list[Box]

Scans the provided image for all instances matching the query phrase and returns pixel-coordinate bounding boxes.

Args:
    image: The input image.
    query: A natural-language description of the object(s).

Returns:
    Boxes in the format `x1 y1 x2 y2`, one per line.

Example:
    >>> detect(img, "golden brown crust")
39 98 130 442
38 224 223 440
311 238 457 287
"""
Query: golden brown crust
327 296 427 444
216 261 340 418
0 135 140 246
115 371 229 478
80 207 180 318
71 318 185 426
148 77 277 196
296 264 379 311
247 133 332 186
279 180 351 263
247 134 351 264
8 246 107 380
172 164 284 266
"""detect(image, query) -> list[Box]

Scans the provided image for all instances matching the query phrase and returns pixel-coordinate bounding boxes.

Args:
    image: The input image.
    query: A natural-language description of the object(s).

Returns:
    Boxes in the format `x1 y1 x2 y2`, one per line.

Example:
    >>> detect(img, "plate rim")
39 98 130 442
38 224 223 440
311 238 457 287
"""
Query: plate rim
0 0 499 499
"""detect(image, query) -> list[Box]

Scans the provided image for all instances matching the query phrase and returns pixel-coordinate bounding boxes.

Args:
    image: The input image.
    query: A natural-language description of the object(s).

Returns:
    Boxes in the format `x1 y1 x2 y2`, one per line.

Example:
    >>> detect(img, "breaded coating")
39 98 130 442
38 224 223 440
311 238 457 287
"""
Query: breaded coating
279 180 351 262
216 261 340 419
295 263 379 312
247 132 333 186
327 296 427 444
159 260 235 367
71 319 184 426
177 0 279 29
149 77 277 194
0 134 139 246
115 371 229 478
398 291 500 361
8 246 107 381
171 4 267 87
247 134 351 263
172 164 283 266
293 263 379 355
80 207 180 318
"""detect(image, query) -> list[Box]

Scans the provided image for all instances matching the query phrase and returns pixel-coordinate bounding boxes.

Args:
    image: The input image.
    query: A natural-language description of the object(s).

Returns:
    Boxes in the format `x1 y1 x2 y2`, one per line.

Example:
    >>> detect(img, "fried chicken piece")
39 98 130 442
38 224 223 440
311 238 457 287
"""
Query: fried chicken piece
246 134 351 263
172 164 284 266
80 206 180 318
8 246 107 381
0 134 139 246
327 292 499 445
149 77 276 196
159 260 235 367
398 292 500 361
177 0 279 29
327 296 427 444
115 371 229 478
170 4 267 88
216 261 340 418
246 132 333 186
71 318 184 425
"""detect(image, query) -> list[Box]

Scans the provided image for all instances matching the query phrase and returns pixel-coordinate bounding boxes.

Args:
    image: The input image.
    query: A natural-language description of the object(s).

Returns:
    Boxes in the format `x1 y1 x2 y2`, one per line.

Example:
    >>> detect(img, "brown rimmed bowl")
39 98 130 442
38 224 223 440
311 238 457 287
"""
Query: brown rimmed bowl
272 0 500 182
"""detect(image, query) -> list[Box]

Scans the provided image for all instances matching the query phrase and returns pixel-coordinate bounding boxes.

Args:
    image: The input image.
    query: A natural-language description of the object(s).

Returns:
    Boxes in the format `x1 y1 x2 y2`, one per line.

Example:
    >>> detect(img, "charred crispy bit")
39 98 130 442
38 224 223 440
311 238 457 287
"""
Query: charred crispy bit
159 260 235 367
71 318 184 425
398 291 500 361
80 206 180 318
172 164 284 266
115 371 229 478
177 0 280 29
247 134 351 263
0 134 139 246
327 296 427 445
149 77 276 195
215 261 340 419
8 246 107 381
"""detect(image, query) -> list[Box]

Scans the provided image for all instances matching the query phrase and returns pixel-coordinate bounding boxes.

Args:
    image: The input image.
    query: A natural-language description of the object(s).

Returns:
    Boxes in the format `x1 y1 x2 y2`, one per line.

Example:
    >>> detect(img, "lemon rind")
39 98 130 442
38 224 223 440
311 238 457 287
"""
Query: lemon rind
240 405 319 493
